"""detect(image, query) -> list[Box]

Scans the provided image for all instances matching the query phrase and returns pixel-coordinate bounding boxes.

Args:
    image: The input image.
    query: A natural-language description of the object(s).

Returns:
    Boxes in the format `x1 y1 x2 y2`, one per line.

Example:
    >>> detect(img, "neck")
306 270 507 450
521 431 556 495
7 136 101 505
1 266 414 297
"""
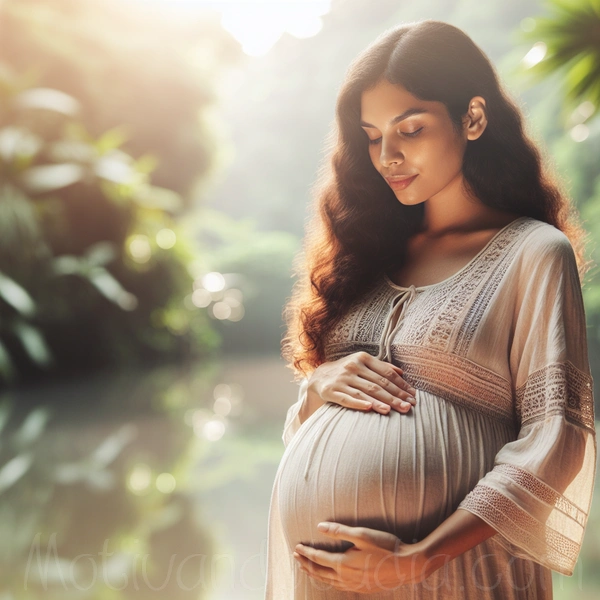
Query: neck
418 175 496 237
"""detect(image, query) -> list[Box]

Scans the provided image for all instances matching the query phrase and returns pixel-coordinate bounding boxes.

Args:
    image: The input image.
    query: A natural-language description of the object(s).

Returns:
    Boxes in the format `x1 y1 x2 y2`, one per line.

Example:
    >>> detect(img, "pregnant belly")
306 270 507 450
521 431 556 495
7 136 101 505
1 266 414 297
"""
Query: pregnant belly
276 391 513 553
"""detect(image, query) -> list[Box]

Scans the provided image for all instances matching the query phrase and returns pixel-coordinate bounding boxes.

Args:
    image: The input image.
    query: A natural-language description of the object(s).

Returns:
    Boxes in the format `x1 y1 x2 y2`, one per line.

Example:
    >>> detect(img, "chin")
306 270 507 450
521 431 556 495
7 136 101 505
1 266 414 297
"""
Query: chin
395 195 425 206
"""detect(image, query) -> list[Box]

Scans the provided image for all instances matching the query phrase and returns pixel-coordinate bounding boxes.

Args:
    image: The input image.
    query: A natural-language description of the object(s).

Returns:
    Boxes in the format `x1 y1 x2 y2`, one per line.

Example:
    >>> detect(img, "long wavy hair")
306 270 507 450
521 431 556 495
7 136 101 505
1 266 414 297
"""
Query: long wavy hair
281 19 593 381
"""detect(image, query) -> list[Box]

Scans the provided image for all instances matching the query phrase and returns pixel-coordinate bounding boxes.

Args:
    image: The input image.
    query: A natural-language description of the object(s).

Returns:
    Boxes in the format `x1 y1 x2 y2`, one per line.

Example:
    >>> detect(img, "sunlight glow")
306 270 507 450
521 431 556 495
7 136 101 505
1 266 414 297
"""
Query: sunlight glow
202 271 226 292
203 418 226 441
570 124 589 143
522 42 547 68
129 0 331 56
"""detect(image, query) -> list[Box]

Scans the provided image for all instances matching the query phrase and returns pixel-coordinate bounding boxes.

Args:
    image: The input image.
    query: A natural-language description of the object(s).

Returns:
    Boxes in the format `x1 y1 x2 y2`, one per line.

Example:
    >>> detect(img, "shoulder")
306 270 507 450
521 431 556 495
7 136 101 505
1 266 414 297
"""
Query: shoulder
517 218 575 267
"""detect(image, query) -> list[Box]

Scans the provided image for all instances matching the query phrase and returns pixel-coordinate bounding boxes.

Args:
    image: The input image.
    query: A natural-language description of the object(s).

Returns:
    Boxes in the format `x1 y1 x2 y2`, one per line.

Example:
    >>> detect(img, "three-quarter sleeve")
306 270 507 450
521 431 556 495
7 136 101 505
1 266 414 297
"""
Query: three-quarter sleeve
282 376 310 448
458 230 597 576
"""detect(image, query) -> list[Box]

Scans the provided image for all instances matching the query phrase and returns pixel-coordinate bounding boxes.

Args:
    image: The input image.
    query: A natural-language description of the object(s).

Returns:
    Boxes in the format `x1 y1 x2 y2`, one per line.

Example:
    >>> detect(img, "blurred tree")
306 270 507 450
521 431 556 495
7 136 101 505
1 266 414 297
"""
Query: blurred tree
0 0 241 203
0 66 221 384
517 0 600 123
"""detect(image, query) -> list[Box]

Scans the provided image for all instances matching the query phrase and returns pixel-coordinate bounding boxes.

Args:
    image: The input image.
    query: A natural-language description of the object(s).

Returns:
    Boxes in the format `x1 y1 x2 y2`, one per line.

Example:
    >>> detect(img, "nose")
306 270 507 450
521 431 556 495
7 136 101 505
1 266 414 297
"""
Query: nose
379 135 404 167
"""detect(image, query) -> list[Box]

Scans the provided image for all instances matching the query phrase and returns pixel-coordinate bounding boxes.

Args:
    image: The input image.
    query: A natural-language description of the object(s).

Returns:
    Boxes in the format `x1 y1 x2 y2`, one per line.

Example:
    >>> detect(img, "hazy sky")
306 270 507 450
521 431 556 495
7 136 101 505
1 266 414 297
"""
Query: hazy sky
129 0 332 56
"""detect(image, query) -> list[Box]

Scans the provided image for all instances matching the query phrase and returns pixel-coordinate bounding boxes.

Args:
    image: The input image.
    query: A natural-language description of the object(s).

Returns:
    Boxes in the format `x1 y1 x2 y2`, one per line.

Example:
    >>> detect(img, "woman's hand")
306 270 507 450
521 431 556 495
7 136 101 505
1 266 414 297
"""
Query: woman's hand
293 522 437 593
308 351 417 416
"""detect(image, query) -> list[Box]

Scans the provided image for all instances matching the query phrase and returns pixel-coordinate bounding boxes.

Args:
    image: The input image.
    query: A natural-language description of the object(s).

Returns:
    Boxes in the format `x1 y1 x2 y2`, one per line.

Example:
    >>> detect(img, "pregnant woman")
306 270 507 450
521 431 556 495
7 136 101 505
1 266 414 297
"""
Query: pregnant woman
264 20 596 599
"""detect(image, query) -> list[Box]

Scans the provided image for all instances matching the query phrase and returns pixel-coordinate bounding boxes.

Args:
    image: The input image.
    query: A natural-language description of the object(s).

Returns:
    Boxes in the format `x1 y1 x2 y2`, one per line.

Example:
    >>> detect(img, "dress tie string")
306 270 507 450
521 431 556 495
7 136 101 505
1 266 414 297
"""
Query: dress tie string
377 284 417 363
302 284 417 480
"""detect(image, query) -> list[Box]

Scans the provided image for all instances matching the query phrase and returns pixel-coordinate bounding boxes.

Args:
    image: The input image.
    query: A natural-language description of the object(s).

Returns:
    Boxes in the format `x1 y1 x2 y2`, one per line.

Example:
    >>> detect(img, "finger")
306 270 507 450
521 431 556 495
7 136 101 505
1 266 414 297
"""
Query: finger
351 370 416 412
296 561 354 593
334 387 388 413
295 543 345 567
371 362 417 399
330 390 373 411
294 552 339 580
356 354 417 401
316 523 400 553
311 523 371 548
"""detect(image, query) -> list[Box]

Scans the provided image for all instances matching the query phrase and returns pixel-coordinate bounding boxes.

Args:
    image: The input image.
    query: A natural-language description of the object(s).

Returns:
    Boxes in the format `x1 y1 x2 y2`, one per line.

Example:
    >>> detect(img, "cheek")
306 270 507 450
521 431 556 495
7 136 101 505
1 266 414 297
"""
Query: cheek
417 138 463 176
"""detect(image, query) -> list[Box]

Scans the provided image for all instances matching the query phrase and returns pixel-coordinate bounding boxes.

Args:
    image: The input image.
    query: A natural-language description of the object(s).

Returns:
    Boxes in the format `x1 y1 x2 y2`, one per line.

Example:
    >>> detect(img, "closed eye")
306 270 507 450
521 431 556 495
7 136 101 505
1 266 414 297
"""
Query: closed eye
368 127 424 145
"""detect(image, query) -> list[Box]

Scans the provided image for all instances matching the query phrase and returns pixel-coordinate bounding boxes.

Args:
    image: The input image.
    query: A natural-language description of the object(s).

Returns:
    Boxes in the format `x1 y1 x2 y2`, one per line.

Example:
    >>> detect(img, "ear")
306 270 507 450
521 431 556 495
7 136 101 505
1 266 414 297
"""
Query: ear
462 96 488 141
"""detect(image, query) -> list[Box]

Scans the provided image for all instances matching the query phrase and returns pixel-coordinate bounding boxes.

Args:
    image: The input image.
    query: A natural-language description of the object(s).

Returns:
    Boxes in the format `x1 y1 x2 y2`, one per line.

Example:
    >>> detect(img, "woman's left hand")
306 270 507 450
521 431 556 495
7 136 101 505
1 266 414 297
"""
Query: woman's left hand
293 522 437 593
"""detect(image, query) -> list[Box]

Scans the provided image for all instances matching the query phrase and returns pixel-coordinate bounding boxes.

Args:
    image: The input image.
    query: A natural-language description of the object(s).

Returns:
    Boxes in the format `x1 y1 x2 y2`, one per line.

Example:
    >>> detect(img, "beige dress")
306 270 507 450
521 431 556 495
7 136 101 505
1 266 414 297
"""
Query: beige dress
264 216 596 599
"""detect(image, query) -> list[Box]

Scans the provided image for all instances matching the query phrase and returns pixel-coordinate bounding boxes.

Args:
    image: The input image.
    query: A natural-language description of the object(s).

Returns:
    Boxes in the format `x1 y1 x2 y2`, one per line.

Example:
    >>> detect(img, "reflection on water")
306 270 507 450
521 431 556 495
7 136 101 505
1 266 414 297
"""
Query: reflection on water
0 354 295 600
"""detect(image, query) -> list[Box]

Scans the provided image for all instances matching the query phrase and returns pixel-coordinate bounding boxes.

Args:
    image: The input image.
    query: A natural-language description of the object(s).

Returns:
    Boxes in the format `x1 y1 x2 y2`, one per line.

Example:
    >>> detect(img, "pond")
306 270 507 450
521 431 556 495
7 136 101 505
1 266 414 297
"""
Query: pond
0 353 294 600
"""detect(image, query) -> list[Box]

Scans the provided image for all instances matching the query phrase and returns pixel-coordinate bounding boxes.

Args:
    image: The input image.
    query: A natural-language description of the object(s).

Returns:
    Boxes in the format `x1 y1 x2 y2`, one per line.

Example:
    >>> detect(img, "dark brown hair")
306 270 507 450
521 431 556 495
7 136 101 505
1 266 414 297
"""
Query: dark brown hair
281 19 593 380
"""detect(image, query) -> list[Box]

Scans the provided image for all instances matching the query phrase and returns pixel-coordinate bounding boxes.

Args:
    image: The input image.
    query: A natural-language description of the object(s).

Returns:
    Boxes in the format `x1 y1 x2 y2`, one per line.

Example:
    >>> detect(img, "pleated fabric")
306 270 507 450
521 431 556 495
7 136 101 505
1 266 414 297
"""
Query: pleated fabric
268 392 552 599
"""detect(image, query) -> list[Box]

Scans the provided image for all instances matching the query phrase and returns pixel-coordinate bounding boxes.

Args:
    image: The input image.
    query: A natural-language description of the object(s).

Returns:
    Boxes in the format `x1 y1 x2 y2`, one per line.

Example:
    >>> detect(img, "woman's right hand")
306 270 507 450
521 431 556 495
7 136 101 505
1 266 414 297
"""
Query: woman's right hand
307 351 417 415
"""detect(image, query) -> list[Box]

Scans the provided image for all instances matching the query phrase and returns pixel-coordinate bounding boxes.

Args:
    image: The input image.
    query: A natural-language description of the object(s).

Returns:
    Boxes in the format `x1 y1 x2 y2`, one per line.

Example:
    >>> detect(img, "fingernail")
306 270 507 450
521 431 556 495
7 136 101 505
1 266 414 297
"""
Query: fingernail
317 522 329 531
407 396 415 403
401 401 410 408
293 552 300 558
408 387 417 395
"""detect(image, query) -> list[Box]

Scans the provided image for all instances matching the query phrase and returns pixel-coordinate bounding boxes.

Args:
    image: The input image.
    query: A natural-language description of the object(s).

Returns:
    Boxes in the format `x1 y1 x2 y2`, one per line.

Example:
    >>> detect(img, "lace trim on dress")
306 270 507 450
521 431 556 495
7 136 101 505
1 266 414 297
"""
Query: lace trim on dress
323 282 394 347
325 342 515 426
391 344 515 426
325 218 542 357
493 463 588 527
515 361 595 432
421 219 539 351
458 484 582 576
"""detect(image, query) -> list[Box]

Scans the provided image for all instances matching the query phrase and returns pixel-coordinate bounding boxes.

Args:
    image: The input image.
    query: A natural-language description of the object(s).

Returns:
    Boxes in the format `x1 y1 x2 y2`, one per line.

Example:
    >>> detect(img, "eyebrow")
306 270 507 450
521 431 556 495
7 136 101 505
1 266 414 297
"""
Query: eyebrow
359 107 429 128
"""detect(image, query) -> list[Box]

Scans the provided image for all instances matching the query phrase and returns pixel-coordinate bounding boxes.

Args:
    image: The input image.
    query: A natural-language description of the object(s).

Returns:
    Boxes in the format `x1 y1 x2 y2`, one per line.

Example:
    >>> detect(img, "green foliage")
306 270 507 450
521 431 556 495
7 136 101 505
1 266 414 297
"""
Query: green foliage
0 66 221 384
517 0 600 123
183 207 300 354
0 0 241 202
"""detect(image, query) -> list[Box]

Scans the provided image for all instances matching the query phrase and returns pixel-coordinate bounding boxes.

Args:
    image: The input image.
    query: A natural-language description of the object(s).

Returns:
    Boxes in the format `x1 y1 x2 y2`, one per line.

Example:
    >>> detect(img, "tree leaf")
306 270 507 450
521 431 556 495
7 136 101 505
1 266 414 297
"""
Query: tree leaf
19 163 85 194
85 241 117 267
0 340 16 383
0 272 35 316
0 454 33 494
0 126 43 163
95 125 131 154
51 255 82 276
11 321 53 368
88 267 137 310
13 406 51 447
90 424 137 468
14 87 80 116
0 399 12 438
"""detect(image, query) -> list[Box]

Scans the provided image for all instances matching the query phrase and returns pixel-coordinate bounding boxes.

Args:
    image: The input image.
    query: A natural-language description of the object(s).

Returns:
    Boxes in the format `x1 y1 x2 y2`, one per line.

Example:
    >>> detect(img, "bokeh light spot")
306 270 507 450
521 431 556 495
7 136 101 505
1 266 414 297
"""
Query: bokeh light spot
156 228 177 249
128 464 152 494
128 235 152 263
156 472 177 493
202 271 226 292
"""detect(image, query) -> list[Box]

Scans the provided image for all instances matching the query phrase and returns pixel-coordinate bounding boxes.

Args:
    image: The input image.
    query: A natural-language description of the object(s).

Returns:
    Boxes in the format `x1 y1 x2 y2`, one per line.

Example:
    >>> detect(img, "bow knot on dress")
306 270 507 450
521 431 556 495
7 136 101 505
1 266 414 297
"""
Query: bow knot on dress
377 284 417 363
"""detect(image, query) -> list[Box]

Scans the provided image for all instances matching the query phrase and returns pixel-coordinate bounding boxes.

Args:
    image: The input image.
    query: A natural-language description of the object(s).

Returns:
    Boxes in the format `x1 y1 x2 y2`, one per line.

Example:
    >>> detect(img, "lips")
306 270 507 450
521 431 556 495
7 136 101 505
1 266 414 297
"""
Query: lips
385 174 418 190
385 174 416 182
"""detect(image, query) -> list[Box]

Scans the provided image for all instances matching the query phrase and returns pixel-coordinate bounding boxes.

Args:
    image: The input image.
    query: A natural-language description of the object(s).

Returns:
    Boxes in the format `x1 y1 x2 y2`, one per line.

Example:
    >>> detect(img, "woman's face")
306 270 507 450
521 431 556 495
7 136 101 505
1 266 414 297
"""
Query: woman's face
360 79 470 206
